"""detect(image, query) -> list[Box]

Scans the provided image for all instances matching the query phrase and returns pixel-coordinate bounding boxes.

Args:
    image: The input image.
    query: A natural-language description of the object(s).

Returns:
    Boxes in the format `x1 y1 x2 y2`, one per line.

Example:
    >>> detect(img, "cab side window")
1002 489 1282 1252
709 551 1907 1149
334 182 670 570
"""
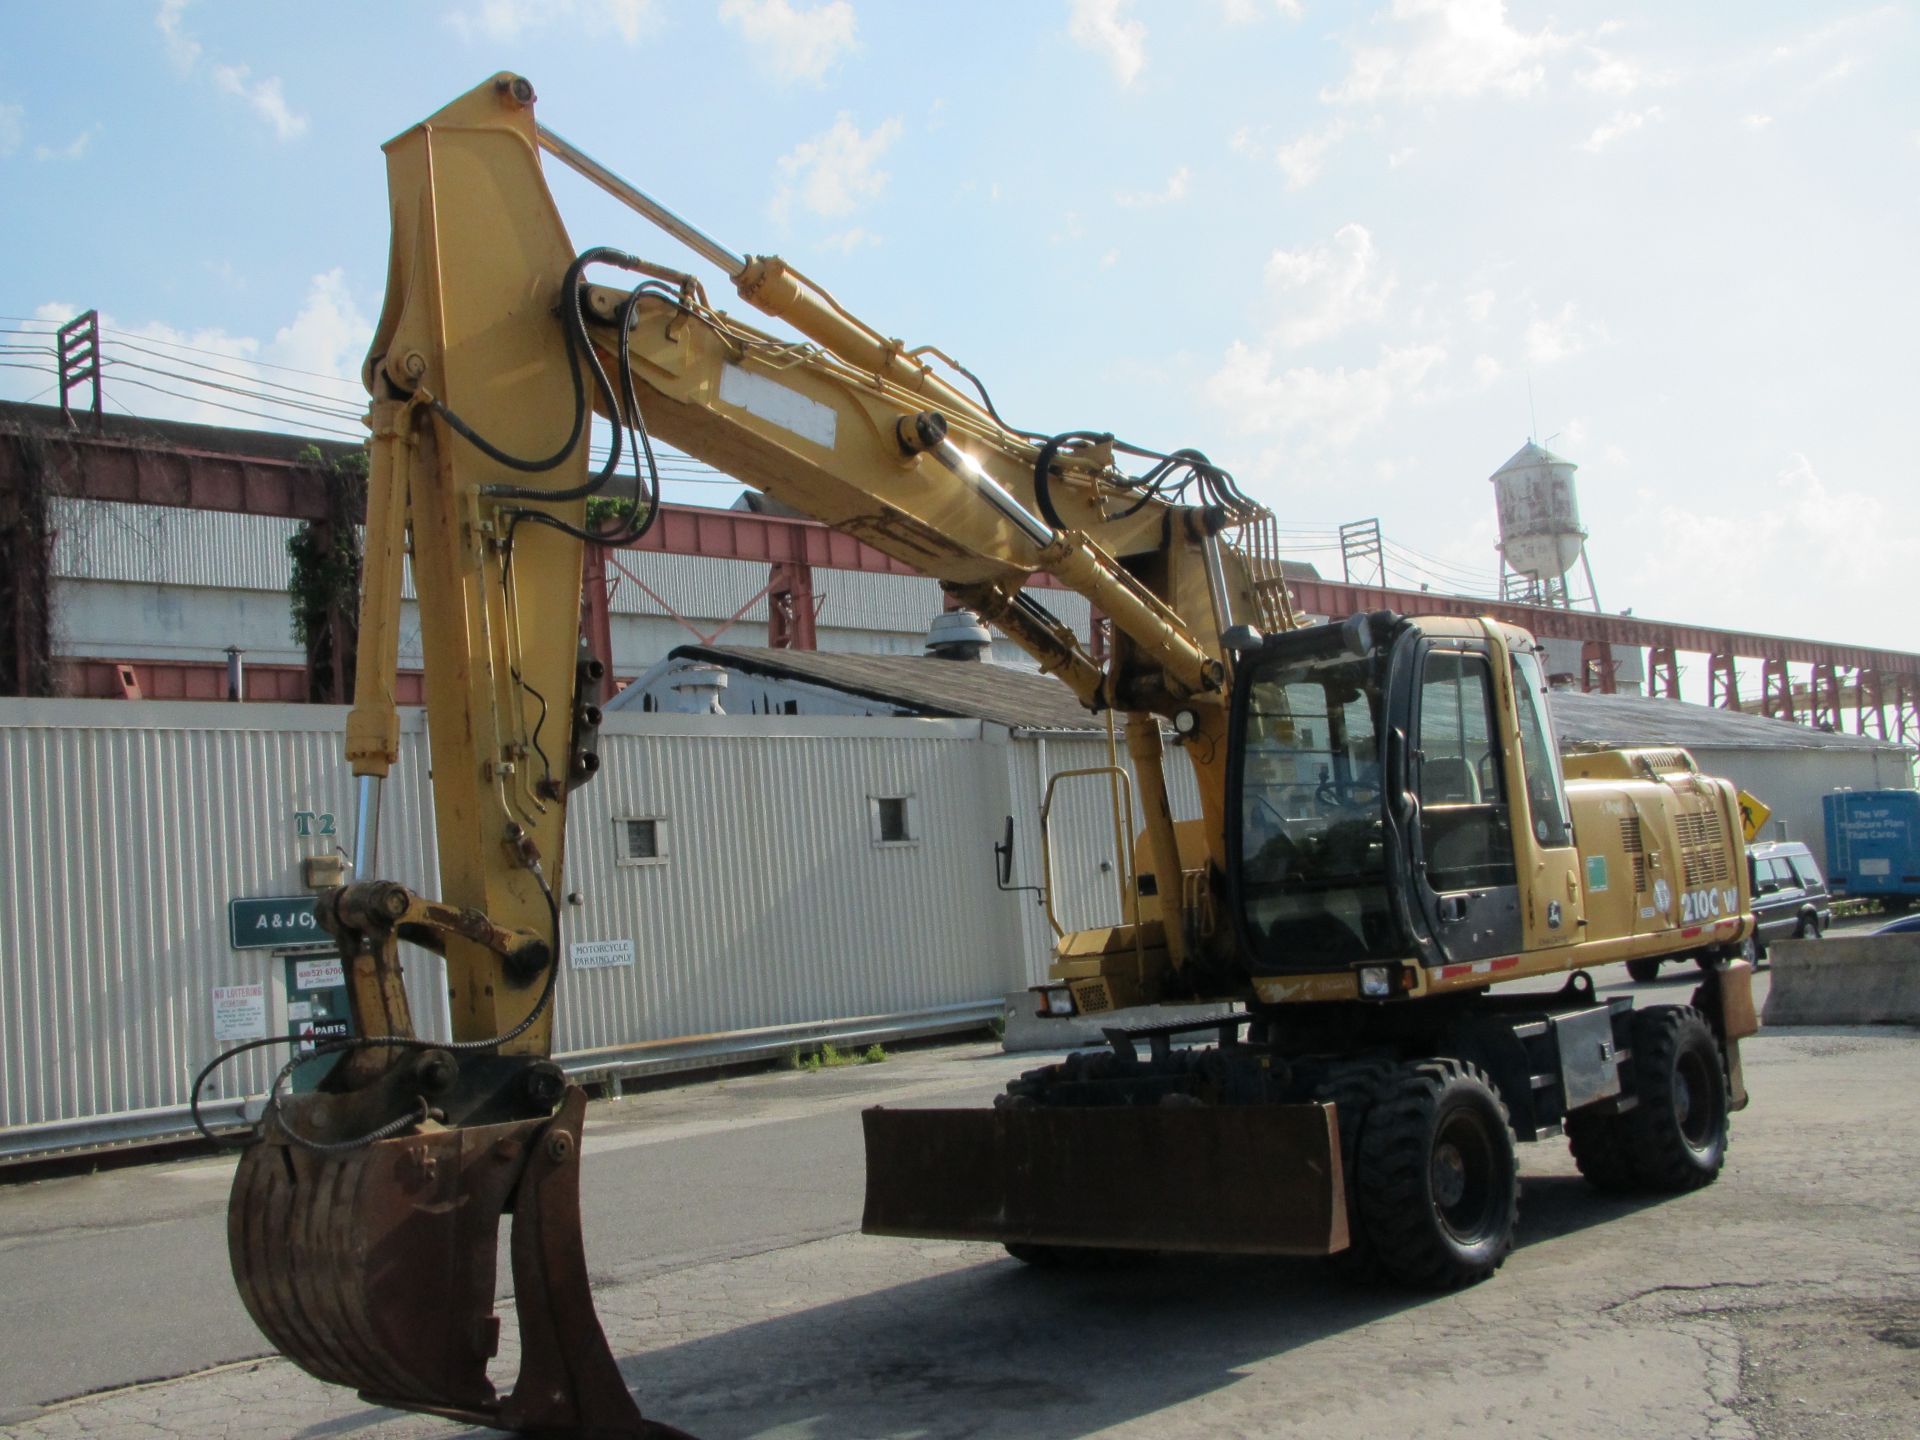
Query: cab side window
1417 651 1515 892
1509 651 1573 849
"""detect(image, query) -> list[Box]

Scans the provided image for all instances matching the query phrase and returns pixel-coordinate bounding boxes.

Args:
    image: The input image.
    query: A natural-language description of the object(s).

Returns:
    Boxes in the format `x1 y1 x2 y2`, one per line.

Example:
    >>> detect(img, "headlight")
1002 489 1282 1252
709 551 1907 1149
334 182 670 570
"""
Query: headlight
1036 987 1076 1017
1358 965 1392 998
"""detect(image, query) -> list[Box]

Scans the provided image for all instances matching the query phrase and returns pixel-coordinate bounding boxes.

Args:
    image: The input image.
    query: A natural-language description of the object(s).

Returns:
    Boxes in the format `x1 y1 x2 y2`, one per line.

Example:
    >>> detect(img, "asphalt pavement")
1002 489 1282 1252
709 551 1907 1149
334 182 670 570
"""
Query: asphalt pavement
1 949 1915 1438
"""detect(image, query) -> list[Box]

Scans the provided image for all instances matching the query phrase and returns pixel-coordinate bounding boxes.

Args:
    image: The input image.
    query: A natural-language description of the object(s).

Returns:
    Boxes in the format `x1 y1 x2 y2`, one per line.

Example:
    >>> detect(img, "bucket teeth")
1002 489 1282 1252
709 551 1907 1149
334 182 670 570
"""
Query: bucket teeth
229 1086 690 1438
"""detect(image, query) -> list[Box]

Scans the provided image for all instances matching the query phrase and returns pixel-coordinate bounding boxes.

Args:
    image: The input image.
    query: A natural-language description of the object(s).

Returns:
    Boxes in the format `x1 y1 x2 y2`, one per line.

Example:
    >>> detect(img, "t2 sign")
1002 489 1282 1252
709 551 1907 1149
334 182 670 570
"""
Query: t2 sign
229 894 324 950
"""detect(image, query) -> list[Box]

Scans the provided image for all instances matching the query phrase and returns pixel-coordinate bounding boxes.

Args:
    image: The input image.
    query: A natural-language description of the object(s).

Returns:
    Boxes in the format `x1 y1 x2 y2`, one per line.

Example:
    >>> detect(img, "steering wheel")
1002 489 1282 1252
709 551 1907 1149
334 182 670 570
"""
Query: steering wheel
1316 777 1381 809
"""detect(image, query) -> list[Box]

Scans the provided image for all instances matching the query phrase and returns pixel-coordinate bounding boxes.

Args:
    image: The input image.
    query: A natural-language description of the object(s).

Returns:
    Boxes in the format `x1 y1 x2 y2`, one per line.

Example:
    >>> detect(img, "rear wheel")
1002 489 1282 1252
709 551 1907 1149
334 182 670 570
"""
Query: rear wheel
1354 1059 1518 1290
1566 1108 1637 1191
1625 1006 1729 1192
1626 958 1662 983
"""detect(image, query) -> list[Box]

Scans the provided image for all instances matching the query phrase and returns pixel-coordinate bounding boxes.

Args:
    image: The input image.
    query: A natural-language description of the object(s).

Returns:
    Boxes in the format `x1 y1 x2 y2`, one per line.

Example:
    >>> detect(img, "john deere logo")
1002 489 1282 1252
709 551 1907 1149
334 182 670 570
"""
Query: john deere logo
1547 900 1562 929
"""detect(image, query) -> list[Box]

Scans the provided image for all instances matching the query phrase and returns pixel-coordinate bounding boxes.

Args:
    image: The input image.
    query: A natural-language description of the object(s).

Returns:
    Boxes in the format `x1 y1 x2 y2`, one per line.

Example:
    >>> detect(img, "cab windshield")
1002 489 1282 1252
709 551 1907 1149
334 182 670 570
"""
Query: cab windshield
1236 651 1400 964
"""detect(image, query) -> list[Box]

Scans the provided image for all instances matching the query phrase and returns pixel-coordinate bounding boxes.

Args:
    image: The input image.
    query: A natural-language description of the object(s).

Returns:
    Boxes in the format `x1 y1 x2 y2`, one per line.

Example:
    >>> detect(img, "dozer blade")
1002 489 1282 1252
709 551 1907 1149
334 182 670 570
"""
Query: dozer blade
862 1104 1348 1256
229 1086 694 1439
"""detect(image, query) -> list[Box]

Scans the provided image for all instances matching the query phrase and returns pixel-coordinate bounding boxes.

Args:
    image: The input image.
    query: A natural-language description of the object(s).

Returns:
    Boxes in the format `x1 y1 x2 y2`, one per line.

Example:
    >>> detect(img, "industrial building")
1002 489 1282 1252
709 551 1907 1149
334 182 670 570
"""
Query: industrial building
4 400 1919 1164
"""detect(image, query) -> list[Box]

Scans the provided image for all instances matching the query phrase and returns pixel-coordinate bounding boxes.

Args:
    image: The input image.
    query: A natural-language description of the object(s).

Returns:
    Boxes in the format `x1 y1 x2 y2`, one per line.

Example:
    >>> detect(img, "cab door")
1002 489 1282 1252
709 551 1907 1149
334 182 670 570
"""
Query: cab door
1500 644 1585 950
1410 642 1522 963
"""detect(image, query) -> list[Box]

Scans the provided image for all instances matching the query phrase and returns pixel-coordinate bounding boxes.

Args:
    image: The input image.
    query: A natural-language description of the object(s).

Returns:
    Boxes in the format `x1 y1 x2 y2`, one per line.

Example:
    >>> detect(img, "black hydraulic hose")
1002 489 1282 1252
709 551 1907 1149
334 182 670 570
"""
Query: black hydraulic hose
432 247 648 500
1032 430 1110 531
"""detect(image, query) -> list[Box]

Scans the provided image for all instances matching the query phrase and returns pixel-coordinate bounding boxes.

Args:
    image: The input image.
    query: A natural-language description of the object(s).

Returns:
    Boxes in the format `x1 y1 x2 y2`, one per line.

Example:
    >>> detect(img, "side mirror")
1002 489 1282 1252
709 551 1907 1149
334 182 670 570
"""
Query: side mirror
993 815 1044 905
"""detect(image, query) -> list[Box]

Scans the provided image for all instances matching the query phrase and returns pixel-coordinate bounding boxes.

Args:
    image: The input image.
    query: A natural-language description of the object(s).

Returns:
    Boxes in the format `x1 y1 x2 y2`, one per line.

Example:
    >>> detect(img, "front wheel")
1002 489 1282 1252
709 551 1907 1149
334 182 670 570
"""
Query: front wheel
1626 958 1662 983
1354 1058 1519 1290
1625 1006 1729 1192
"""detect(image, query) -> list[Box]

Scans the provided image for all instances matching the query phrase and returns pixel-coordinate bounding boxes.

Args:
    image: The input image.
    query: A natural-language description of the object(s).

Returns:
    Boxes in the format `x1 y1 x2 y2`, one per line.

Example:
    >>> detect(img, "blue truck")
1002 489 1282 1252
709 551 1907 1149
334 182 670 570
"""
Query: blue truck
1822 789 1920 911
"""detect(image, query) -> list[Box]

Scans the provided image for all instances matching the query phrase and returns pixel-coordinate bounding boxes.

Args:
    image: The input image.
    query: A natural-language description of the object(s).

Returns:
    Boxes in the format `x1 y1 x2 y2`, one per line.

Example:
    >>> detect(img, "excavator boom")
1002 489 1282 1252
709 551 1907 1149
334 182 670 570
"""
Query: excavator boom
222 73 1294 1439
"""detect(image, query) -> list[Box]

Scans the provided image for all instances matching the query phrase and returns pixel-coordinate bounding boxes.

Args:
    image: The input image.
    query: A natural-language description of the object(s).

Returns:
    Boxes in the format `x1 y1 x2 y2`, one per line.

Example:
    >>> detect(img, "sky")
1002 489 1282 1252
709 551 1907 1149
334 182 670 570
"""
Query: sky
2 1 1917 656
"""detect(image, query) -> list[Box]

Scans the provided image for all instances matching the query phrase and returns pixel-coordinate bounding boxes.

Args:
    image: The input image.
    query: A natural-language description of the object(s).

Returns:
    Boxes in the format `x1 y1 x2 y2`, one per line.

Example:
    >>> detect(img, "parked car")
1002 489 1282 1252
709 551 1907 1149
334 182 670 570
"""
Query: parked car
1873 912 1920 935
1626 840 1830 982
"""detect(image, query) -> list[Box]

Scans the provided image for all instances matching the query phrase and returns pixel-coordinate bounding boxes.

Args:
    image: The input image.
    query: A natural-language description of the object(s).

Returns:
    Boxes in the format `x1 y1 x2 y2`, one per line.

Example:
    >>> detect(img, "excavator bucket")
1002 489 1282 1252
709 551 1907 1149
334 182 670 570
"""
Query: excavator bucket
861 1103 1349 1255
229 1087 692 1440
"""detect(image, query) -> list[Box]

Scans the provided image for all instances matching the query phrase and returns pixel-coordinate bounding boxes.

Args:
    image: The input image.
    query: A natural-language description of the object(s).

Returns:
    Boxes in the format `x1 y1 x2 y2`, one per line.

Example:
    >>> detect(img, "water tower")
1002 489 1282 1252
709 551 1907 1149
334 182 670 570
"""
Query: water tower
1490 440 1599 611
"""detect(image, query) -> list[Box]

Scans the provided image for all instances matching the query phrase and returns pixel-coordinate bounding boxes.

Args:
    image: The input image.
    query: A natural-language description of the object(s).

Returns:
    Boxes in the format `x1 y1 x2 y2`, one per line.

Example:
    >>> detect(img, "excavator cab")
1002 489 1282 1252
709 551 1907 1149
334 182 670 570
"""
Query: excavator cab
1226 610 1585 992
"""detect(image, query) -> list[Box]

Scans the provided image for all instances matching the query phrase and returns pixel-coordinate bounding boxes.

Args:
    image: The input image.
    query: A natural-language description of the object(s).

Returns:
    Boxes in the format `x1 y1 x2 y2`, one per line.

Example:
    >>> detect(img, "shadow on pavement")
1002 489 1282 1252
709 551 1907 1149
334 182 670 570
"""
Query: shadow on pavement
613 1252 1415 1440
598 1170 1668 1440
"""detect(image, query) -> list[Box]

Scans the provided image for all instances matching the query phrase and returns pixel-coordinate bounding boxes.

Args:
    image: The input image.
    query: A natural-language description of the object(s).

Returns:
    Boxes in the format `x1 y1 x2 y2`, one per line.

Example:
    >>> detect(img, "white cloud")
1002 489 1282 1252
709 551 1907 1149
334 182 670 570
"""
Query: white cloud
1471 353 1503 386
272 270 369 383
1261 224 1395 348
1209 340 1447 448
1115 166 1190 208
720 0 858 84
0 102 23 157
1743 113 1773 130
1576 52 1647 96
35 126 100 163
1386 146 1417 168
819 227 880 255
1463 289 1495 324
210 65 307 141
155 0 200 71
1524 301 1602 364
154 1 307 142
1325 0 1565 104
1069 0 1148 88
1624 452 1920 643
1274 120 1347 189
1580 105 1662 153
4 274 370 436
445 0 658 43
771 113 903 224
1229 124 1265 158
1217 0 1304 21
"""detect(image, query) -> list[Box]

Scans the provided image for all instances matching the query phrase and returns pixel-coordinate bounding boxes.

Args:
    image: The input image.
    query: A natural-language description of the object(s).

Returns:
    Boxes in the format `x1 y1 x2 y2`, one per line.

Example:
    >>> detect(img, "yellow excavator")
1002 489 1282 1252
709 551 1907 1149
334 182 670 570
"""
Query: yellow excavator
213 75 1760 1439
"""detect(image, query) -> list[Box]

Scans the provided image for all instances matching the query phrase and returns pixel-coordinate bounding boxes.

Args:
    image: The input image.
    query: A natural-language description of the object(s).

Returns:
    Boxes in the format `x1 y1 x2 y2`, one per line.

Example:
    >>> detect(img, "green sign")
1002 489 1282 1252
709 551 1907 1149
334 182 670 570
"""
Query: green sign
1585 854 1609 895
229 894 323 950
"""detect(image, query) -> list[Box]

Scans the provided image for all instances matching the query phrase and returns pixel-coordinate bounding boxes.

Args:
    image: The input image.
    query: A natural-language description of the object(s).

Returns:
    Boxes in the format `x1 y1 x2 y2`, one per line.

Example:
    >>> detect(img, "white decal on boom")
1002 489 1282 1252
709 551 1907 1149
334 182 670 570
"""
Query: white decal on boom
718 364 838 449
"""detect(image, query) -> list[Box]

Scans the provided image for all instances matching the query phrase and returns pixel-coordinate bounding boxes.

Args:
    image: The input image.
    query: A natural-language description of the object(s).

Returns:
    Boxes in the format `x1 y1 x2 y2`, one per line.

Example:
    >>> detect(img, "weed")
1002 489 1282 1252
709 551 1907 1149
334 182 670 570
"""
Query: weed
794 1041 887 1072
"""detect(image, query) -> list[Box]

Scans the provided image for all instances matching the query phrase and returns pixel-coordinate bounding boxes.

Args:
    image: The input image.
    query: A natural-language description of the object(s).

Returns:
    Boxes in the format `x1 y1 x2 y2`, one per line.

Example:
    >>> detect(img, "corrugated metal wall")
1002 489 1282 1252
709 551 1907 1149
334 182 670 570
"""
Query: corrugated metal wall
1 704 1179 1154
0 701 445 1139
51 499 1094 641
552 715 1026 1056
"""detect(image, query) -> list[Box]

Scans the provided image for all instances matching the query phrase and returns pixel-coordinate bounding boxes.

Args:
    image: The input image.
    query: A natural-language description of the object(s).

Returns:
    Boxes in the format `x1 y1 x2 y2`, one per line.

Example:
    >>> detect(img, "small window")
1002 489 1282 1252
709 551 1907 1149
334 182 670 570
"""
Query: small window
870 795 919 846
616 816 669 867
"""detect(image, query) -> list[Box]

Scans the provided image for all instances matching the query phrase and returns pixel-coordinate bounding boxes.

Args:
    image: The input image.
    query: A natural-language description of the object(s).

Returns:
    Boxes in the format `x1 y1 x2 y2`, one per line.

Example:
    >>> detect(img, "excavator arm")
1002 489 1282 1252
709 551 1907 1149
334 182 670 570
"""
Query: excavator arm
227 73 1300 1439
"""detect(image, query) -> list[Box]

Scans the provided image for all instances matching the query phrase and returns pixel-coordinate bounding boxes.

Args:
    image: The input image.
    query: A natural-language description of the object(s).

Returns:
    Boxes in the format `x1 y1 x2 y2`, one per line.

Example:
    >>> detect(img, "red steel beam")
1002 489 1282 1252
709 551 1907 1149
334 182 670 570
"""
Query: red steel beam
1287 577 1920 678
8 401 1913 679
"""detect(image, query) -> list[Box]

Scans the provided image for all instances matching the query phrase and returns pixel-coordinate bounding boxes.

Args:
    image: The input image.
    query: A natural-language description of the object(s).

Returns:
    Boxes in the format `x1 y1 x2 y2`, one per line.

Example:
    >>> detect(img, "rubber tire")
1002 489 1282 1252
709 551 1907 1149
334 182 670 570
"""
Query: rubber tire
1566 1108 1637 1192
1624 1006 1729 1193
1794 912 1823 940
1354 1059 1519 1291
1313 1058 1398 1277
1626 958 1662 983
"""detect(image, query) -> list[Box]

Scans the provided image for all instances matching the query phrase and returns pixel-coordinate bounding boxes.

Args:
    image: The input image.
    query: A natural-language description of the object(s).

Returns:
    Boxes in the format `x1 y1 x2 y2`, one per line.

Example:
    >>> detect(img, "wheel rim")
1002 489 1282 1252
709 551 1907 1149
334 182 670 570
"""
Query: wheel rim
1673 1048 1719 1151
1430 1109 1499 1242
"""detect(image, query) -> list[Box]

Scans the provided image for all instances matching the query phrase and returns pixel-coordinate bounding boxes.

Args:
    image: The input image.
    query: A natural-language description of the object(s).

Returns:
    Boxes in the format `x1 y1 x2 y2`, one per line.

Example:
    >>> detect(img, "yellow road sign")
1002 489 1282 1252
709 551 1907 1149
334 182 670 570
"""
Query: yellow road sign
1737 790 1772 844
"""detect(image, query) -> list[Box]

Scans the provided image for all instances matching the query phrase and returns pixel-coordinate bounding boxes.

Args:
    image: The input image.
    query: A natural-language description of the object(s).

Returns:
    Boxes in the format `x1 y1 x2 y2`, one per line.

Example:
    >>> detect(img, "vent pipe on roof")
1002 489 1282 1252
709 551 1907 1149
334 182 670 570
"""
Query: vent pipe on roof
925 609 992 662
667 662 730 713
